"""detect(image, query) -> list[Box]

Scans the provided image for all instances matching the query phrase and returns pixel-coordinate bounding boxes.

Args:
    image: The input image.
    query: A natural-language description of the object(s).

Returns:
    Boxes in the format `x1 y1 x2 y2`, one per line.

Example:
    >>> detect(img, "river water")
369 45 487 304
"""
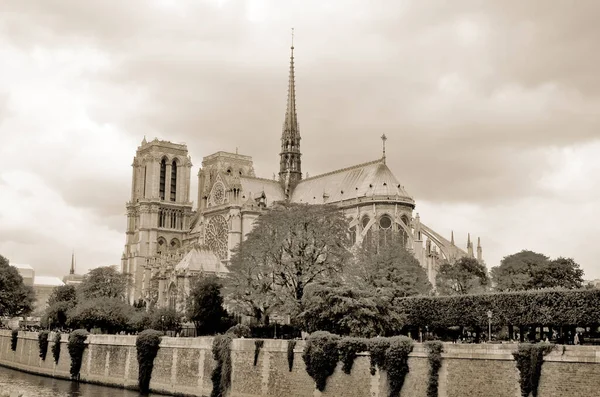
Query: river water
0 366 165 397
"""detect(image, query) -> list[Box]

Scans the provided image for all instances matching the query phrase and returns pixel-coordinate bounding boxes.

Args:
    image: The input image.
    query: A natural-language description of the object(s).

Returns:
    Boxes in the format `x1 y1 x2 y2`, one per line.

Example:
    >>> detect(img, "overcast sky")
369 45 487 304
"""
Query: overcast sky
0 0 599 280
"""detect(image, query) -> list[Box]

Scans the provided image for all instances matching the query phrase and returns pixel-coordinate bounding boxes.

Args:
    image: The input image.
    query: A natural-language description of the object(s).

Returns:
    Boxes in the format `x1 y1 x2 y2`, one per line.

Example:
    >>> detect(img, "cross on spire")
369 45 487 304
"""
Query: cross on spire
291 27 294 48
381 134 387 163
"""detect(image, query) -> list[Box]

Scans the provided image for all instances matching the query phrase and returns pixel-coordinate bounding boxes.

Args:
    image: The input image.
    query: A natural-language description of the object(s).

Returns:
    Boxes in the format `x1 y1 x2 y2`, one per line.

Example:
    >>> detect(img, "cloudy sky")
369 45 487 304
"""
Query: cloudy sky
0 0 599 280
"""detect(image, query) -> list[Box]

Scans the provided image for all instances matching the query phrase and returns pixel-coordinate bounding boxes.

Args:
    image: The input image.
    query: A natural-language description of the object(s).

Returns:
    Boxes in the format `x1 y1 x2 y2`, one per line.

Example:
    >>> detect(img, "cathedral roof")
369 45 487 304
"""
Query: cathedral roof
290 158 414 205
176 246 228 274
240 176 285 203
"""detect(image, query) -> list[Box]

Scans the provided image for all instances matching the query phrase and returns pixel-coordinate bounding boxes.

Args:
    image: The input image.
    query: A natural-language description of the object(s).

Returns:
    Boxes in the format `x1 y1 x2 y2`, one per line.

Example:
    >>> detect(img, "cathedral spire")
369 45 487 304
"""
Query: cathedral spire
477 237 482 262
70 251 75 275
450 230 455 246
279 28 302 198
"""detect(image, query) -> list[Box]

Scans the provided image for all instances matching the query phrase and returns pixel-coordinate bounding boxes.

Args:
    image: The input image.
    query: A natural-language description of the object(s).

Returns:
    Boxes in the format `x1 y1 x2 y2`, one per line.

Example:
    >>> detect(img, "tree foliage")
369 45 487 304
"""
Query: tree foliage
350 241 432 300
226 203 352 321
136 329 163 394
187 276 229 335
491 250 583 291
43 285 78 329
67 297 135 333
299 283 404 337
68 329 88 379
78 266 130 300
436 256 489 295
513 343 555 397
0 255 35 318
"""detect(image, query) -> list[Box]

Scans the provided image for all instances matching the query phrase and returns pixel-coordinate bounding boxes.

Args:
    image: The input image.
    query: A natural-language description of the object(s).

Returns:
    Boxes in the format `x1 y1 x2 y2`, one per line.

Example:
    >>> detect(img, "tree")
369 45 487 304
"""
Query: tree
491 250 584 291
78 266 130 300
350 241 432 300
0 254 35 318
149 307 183 334
226 203 352 320
187 276 229 335
436 256 489 295
67 297 135 334
43 285 78 329
299 283 405 337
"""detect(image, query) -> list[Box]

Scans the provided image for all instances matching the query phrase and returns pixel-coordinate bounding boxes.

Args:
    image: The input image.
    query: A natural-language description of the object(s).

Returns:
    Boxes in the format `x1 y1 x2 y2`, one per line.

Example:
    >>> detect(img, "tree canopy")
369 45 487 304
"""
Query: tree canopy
187 276 229 335
0 254 35 318
78 266 130 300
226 203 352 321
43 284 78 329
436 256 489 295
491 250 583 291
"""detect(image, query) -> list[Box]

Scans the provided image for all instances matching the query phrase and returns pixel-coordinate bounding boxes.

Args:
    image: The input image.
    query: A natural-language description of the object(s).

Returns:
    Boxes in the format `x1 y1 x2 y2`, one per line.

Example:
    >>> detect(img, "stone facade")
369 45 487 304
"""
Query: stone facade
121 45 483 306
2 330 600 397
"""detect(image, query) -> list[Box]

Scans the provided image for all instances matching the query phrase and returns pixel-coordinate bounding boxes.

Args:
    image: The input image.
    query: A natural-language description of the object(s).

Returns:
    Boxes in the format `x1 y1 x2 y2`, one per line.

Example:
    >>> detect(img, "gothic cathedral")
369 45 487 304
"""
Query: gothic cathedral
121 44 483 308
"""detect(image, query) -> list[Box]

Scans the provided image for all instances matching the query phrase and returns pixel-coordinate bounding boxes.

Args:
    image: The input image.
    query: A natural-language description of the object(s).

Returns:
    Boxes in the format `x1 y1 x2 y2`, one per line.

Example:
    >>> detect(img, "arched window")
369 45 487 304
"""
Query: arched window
170 160 177 202
361 216 374 251
378 215 393 248
159 159 166 200
157 238 166 255
170 238 180 249
349 226 357 245
168 284 176 310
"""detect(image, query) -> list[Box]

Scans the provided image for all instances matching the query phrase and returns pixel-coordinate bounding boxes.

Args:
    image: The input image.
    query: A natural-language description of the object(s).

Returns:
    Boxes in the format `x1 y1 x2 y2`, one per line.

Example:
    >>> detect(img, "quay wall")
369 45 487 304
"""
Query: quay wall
1 330 600 397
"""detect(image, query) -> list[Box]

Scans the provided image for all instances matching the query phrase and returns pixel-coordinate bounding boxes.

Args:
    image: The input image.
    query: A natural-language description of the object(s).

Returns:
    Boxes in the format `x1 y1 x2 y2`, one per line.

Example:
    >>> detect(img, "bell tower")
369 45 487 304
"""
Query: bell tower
279 29 302 199
122 138 193 303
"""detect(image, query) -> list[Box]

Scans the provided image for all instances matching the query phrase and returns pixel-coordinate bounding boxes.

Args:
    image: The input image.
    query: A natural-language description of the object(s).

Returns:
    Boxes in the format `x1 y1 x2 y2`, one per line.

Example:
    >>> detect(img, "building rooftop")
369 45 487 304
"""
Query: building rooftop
12 263 34 270
33 276 65 287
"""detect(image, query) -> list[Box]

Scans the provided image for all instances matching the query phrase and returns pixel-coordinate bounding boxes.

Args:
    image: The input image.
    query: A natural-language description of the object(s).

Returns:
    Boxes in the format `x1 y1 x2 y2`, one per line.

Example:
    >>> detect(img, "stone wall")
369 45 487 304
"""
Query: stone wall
1 330 600 397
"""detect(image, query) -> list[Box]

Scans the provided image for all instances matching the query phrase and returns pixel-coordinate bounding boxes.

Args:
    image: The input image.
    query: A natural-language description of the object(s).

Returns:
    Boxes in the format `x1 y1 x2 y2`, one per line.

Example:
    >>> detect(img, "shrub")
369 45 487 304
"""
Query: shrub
254 340 264 366
52 332 61 364
226 324 251 338
10 329 18 351
338 337 368 374
136 329 163 394
425 341 443 397
383 336 414 397
38 330 50 361
367 338 390 375
67 329 89 379
513 343 555 397
302 331 341 391
287 340 296 372
211 334 233 397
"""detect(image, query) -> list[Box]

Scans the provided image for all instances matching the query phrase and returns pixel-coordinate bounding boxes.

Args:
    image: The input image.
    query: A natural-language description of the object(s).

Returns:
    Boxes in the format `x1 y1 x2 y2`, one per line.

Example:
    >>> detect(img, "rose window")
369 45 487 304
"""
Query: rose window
211 182 225 206
206 215 229 260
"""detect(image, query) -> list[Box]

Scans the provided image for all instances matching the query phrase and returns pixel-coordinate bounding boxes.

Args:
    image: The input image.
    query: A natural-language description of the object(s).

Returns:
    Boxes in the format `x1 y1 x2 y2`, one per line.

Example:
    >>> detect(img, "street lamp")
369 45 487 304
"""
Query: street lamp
487 310 493 342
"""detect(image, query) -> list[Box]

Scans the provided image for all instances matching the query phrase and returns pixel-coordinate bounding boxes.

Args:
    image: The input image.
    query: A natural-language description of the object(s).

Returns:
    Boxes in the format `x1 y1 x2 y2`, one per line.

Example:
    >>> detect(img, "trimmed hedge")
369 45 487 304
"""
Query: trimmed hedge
211 334 233 397
38 330 50 361
253 340 264 366
338 337 368 374
226 324 251 338
425 341 443 397
52 332 61 364
287 340 296 372
302 331 341 391
10 329 18 351
513 343 554 397
396 288 600 328
136 329 163 394
67 329 89 380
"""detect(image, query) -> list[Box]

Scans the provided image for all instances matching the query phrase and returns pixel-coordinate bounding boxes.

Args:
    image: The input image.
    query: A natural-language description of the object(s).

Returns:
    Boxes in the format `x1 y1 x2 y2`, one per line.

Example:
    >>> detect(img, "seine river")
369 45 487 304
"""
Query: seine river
0 366 165 397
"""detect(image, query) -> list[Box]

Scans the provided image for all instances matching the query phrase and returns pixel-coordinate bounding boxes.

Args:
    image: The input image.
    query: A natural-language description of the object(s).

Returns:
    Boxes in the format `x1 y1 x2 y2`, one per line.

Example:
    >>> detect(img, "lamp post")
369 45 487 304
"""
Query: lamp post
487 310 493 342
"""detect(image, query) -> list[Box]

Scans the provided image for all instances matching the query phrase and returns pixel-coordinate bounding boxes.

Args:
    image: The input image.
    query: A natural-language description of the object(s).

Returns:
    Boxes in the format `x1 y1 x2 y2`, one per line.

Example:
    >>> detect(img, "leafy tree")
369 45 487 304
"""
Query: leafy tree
350 241 432 300
436 256 489 295
187 276 229 335
67 297 135 333
149 307 183 334
299 283 405 337
0 254 35 317
491 250 583 291
78 266 130 300
226 203 352 320
43 285 78 329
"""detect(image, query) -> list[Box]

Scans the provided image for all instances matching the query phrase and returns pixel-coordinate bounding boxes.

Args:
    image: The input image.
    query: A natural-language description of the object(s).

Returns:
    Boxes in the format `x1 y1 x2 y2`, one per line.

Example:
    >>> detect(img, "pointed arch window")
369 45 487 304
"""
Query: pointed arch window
170 160 177 202
159 159 166 200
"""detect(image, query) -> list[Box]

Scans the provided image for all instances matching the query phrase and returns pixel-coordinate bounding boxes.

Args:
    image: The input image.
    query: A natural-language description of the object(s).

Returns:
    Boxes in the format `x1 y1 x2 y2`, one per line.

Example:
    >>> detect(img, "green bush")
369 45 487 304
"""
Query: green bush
10 329 18 351
38 330 50 361
67 329 89 379
382 336 413 397
136 329 163 394
395 288 600 328
287 340 296 372
337 337 368 374
367 338 390 376
513 343 555 397
226 324 251 338
52 332 61 364
425 341 443 397
302 331 341 391
211 334 233 397
253 340 264 366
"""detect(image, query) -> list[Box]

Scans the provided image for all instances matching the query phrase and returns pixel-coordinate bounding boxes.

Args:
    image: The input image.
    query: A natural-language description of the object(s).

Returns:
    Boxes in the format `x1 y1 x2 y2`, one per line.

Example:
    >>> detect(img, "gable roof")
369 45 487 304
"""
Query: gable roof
290 158 414 205
240 176 285 203
176 245 229 274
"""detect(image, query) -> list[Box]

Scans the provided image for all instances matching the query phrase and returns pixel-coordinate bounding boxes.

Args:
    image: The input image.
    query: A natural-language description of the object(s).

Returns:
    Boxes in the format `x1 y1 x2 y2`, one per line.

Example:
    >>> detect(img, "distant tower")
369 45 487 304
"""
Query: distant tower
122 138 193 303
70 251 75 275
477 237 483 262
279 29 302 199
467 233 474 257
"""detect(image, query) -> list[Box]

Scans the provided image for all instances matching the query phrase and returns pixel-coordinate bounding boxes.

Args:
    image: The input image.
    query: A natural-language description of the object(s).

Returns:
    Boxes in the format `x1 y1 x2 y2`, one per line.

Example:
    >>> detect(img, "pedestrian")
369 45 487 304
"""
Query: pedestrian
574 332 580 345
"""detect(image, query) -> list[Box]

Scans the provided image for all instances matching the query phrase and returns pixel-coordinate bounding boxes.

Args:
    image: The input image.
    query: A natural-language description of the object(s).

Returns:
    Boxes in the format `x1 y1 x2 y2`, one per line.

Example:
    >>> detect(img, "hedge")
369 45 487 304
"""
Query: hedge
38 330 50 361
136 329 163 394
52 332 61 364
10 329 18 351
395 288 600 328
211 334 233 397
68 329 89 380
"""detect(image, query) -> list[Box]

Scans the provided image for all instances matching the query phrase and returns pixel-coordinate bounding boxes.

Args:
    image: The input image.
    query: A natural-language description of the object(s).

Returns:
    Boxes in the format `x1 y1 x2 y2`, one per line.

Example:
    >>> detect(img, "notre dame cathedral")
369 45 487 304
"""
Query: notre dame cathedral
121 44 483 308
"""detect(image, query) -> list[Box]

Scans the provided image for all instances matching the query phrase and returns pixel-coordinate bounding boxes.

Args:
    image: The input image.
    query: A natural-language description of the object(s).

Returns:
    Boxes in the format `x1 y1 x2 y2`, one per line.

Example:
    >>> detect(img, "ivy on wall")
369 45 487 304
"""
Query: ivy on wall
302 331 341 391
10 329 18 351
67 329 89 380
287 340 296 372
211 334 233 397
513 343 555 397
38 330 50 361
136 329 163 394
338 337 368 375
52 332 61 364
253 340 264 366
425 341 443 397
382 337 414 397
